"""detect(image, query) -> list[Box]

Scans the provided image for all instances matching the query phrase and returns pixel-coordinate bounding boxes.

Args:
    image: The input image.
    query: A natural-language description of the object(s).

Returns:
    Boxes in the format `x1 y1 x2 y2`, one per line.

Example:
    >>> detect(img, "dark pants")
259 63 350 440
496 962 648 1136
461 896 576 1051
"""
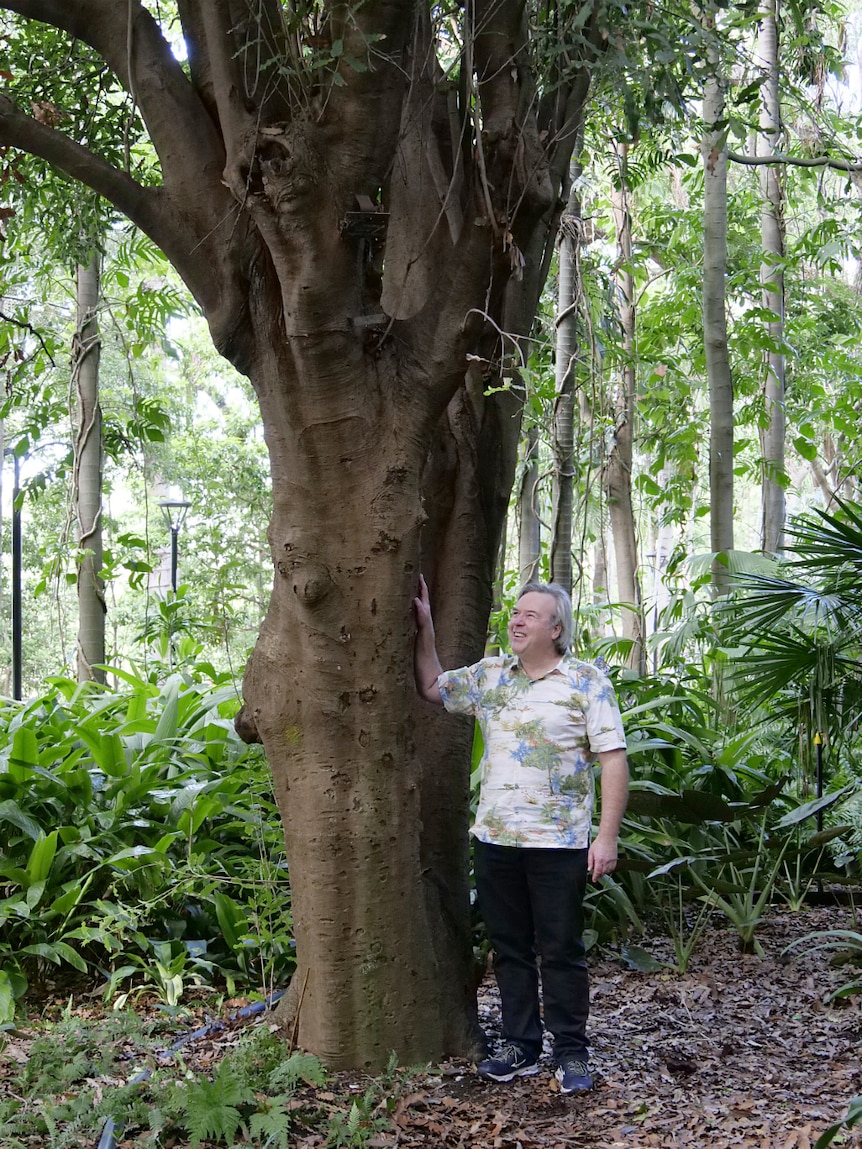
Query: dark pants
473 839 589 1063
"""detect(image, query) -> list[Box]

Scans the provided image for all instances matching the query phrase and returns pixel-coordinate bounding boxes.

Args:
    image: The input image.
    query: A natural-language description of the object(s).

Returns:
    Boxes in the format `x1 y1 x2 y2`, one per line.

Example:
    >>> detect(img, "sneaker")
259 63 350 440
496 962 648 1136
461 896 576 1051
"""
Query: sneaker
555 1057 593 1094
477 1044 540 1082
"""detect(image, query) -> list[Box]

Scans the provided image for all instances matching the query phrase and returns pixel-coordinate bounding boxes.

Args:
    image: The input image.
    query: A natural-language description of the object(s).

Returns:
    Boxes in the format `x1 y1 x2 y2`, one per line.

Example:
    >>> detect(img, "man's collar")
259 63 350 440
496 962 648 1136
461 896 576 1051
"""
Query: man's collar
509 653 567 679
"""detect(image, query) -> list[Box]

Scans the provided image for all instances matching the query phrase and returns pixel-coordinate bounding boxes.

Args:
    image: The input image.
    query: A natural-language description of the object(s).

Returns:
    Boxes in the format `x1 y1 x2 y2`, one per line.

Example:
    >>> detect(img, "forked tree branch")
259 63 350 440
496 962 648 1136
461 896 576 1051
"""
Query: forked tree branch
0 1 229 207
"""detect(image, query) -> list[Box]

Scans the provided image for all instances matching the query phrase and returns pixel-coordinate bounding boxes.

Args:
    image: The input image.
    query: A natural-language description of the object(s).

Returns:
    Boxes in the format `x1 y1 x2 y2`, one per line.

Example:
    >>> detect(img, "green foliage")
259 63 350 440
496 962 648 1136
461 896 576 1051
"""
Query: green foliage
589 654 855 962
176 1058 247 1147
0 1014 409 1148
724 500 862 766
814 1096 862 1149
0 669 293 1010
784 926 862 1003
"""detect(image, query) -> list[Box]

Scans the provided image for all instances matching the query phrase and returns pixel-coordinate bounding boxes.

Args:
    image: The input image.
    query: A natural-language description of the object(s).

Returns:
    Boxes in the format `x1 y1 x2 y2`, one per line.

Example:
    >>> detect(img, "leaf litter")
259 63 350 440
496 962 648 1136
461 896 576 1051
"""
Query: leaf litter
2 906 860 1148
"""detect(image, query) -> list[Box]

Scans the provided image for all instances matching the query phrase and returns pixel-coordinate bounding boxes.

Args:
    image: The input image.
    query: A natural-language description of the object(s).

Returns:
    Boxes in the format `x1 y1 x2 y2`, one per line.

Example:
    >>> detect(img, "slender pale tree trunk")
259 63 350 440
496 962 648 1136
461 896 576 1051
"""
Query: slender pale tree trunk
550 155 583 595
74 251 105 683
700 1 734 592
605 144 644 671
756 0 786 554
518 423 541 584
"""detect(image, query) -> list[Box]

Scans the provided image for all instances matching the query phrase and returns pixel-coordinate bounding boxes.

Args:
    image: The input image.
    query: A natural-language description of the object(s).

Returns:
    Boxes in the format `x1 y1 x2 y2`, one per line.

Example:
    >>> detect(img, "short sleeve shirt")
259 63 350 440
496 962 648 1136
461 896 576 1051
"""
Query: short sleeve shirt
437 653 626 848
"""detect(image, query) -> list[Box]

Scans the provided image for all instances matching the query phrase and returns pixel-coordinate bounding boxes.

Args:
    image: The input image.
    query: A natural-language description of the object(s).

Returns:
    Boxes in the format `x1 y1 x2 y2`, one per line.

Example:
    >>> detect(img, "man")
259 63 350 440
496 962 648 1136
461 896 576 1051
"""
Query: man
414 576 628 1094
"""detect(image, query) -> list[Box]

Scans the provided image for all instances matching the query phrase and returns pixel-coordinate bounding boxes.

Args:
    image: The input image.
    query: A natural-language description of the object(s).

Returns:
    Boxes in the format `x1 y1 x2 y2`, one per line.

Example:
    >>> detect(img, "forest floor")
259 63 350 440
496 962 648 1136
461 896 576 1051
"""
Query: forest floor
406 904 862 1149
3 904 862 1148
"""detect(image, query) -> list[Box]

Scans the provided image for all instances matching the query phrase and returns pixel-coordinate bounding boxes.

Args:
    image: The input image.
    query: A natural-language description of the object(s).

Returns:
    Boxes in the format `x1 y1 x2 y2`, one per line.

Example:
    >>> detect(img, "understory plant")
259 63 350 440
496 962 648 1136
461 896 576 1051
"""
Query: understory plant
0 664 293 1018
0 1011 411 1148
783 924 862 1003
592 652 855 963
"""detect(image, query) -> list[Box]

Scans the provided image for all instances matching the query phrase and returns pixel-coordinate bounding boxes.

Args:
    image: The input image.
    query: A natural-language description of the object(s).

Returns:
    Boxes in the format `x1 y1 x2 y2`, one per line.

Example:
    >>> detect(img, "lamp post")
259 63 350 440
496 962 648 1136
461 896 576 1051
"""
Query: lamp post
158 498 191 593
11 452 21 700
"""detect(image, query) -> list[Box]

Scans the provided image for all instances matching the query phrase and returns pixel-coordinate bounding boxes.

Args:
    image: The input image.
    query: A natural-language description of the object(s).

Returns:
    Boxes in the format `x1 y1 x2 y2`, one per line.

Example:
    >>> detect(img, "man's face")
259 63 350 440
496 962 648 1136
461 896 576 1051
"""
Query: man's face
508 591 562 663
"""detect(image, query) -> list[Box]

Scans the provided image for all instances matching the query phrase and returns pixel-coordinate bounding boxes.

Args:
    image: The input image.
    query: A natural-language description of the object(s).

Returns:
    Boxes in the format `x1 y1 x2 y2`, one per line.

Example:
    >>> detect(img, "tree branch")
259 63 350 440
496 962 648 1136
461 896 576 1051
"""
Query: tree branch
472 0 554 231
728 149 862 173
0 92 165 237
0 306 56 366
0 1 229 206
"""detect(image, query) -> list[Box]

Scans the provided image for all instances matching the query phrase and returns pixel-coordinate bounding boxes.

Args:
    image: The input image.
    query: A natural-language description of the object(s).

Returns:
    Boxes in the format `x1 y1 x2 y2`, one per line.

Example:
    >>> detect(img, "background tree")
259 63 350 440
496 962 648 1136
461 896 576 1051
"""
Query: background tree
755 0 787 554
73 249 105 682
699 0 736 592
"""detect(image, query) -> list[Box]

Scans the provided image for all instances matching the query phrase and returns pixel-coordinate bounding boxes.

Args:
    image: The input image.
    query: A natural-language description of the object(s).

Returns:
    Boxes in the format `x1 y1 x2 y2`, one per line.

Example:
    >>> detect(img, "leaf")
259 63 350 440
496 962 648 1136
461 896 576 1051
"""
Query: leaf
26 830 58 883
0 799 42 840
213 891 249 951
179 1059 248 1147
0 970 16 1025
51 940 87 972
774 786 851 829
9 725 38 779
620 944 666 972
151 679 180 745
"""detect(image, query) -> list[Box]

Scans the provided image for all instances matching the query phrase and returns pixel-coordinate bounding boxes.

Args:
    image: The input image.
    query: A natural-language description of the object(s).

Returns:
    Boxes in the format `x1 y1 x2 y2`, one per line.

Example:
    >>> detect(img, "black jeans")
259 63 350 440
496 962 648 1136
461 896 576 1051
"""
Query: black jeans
473 839 589 1063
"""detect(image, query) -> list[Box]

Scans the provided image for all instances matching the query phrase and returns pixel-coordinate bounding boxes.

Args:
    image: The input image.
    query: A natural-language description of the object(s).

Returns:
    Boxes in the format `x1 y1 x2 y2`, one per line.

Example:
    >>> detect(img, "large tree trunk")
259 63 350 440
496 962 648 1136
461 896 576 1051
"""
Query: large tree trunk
605 145 644 671
756 0 786 555
0 0 599 1069
700 1 735 592
74 251 105 683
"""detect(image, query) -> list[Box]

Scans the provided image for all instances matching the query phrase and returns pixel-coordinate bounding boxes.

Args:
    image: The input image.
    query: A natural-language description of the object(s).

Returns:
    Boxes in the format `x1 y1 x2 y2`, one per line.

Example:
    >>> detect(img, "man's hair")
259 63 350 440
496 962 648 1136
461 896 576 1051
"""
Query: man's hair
518 581 573 655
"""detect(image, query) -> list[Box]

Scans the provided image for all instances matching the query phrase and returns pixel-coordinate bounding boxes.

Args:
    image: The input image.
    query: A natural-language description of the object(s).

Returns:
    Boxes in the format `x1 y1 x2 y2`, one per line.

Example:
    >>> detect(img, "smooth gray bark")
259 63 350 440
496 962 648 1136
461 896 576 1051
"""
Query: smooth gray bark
700 1 734 592
518 423 541 584
755 0 786 554
606 147 644 670
74 251 105 683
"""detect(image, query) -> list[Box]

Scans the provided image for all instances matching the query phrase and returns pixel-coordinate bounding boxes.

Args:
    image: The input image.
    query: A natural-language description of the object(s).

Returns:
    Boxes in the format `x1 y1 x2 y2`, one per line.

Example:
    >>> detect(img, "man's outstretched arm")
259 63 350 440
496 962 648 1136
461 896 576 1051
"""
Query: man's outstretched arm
413 574 444 706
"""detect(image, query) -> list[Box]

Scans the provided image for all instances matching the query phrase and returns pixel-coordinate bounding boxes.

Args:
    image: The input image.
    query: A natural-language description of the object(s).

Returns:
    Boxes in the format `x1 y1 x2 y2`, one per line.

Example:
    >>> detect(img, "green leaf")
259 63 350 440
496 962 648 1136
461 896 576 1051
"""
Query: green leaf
27 830 58 883
774 787 851 829
0 799 42 840
214 891 247 950
103 845 171 871
152 680 180 744
10 724 38 775
793 436 818 462
51 940 87 972
0 970 16 1025
620 944 666 972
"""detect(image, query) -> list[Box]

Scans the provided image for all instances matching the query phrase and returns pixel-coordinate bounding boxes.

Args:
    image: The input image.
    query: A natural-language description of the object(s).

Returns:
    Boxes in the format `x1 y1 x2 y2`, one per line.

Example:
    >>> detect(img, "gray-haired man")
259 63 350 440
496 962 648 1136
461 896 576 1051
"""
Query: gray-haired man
414 578 628 1093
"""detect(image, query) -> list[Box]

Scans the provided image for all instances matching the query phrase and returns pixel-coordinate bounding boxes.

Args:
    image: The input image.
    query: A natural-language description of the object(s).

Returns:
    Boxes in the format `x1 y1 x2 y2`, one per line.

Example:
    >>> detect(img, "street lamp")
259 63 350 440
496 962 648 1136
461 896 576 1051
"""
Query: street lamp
158 498 191 593
11 452 21 700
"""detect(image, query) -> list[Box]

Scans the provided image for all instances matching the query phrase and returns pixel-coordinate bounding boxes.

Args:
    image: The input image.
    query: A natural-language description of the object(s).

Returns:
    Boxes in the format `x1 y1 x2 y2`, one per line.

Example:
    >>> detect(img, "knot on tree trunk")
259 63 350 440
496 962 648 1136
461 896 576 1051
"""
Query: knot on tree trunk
234 702 262 745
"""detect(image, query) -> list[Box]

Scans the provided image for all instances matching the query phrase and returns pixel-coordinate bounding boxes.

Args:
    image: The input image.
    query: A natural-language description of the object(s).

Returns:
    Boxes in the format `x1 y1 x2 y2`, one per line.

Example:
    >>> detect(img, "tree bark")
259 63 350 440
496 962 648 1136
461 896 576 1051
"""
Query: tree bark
699 1 734 593
605 145 644 671
74 250 105 683
756 0 786 555
518 424 541 585
0 0 601 1068
550 157 583 595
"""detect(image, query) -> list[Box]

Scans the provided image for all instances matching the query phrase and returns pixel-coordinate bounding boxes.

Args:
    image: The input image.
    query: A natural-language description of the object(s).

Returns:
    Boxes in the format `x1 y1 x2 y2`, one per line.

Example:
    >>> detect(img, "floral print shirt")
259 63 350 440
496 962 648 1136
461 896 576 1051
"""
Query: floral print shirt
437 653 626 848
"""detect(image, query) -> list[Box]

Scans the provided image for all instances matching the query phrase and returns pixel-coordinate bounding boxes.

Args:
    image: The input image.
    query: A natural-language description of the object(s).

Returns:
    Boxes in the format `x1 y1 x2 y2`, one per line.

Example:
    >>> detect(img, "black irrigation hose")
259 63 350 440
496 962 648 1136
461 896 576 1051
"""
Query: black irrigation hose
95 990 285 1149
